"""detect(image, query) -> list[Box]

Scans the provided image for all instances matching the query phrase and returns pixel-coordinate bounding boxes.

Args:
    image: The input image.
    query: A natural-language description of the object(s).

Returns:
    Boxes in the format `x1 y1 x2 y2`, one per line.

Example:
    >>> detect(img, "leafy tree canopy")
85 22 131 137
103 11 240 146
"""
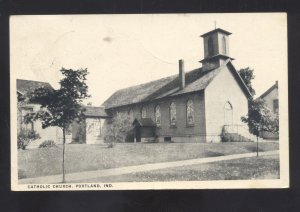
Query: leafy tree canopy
241 98 279 136
25 68 91 129
238 67 256 96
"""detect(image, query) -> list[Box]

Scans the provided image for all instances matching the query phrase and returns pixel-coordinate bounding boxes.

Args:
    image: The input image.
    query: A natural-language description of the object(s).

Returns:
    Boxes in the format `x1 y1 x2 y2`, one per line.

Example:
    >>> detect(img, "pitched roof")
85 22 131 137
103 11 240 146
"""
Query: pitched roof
133 118 156 127
200 28 232 37
17 79 54 95
102 60 252 109
83 106 110 118
257 81 278 100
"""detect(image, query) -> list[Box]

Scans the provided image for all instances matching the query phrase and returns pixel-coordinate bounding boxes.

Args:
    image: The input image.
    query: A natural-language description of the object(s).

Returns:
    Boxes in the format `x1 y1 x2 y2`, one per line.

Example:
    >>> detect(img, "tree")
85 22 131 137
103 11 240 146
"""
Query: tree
25 68 90 182
238 67 256 96
103 112 133 146
239 67 278 156
241 98 279 156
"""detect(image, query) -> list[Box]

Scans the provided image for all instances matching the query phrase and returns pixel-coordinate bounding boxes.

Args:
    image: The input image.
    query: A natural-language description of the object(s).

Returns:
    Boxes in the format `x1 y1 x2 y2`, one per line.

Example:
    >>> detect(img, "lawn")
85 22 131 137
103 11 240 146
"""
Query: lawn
18 142 279 179
92 155 280 182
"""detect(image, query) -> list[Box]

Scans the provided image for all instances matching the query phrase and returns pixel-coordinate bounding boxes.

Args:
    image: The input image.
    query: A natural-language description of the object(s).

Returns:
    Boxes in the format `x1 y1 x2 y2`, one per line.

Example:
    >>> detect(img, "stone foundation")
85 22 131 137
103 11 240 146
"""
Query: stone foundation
157 135 207 143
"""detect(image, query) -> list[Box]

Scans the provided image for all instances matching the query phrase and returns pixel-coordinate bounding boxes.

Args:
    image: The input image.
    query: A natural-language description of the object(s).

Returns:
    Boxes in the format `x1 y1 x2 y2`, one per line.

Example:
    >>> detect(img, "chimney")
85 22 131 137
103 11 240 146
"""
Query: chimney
179 59 185 89
275 80 278 87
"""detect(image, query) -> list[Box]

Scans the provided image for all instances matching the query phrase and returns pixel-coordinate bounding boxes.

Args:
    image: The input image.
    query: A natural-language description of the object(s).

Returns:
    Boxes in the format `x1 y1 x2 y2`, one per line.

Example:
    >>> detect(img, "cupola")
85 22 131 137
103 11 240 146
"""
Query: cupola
199 28 234 71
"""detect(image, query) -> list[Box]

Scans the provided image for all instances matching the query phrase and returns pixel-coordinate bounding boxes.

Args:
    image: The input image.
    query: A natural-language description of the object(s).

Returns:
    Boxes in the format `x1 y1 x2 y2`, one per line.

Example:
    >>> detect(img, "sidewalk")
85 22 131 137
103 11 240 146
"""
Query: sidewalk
19 150 279 184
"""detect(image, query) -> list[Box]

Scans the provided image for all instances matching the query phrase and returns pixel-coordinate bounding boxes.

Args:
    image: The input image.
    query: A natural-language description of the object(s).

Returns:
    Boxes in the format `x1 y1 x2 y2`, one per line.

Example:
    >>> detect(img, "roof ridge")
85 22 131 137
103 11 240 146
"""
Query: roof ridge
111 67 201 94
116 74 177 92
257 83 278 99
17 79 52 84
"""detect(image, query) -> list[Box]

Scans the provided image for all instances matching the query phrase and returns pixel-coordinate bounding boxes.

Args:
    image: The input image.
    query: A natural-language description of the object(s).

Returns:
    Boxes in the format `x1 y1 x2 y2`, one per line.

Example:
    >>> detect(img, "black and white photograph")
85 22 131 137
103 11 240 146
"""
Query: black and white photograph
10 13 289 190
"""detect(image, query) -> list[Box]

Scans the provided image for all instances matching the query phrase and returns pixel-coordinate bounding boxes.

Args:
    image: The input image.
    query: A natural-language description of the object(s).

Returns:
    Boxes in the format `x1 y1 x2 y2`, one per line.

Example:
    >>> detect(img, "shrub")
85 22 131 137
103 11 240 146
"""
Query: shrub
103 112 134 145
107 142 114 148
39 140 57 148
220 126 229 142
17 129 40 150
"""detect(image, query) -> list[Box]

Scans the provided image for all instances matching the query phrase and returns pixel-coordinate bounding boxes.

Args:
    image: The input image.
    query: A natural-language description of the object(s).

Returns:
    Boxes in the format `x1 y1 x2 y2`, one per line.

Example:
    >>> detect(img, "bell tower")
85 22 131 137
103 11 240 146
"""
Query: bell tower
200 28 234 71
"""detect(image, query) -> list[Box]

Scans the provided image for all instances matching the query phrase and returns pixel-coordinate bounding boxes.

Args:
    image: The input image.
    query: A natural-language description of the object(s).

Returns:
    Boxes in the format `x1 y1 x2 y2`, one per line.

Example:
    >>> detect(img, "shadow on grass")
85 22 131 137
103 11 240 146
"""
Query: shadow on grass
244 146 264 152
204 151 224 157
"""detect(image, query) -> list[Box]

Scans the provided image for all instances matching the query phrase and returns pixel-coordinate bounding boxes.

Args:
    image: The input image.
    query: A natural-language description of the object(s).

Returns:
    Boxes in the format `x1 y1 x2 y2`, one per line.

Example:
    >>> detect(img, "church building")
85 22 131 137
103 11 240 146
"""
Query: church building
102 28 253 143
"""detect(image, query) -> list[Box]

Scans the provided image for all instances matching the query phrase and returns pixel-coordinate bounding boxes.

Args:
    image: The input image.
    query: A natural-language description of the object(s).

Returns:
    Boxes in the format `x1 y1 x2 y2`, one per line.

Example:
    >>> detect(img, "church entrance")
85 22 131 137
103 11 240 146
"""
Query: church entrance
132 118 156 142
135 128 141 142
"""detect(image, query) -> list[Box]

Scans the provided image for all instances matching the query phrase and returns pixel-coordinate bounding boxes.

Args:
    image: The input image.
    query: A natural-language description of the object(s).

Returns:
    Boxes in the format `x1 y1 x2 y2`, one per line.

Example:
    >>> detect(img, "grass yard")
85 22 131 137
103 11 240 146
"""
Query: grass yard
93 155 280 182
18 142 279 179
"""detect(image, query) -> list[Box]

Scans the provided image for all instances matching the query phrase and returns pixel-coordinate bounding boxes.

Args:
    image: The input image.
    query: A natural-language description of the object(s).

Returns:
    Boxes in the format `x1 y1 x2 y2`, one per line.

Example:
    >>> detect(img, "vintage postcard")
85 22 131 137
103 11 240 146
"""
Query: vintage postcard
10 13 289 191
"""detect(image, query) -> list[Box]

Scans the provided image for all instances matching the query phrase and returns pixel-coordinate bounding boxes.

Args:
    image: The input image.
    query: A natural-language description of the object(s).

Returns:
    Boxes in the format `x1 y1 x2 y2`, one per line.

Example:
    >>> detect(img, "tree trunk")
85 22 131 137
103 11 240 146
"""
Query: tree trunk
256 135 259 157
62 127 66 183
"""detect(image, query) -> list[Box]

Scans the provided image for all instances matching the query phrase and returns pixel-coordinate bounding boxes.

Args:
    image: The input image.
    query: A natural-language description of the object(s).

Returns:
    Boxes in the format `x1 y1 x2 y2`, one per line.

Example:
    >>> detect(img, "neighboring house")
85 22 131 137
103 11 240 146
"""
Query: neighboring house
17 79 59 146
17 79 110 147
83 106 110 144
102 28 252 143
257 81 279 140
56 105 110 144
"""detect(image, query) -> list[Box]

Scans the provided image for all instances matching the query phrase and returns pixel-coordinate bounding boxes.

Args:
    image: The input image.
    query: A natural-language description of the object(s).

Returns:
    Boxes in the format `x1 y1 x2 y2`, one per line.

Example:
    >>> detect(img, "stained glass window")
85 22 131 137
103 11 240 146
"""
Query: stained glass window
186 99 194 125
141 107 147 118
170 102 176 126
155 105 161 127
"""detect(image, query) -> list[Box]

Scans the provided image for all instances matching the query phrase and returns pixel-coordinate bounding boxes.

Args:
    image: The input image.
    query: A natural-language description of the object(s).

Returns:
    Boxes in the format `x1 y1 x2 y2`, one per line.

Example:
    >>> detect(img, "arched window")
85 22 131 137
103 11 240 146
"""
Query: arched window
222 36 227 55
208 36 214 56
186 99 194 126
170 102 176 126
141 107 147 118
224 101 233 125
155 105 161 127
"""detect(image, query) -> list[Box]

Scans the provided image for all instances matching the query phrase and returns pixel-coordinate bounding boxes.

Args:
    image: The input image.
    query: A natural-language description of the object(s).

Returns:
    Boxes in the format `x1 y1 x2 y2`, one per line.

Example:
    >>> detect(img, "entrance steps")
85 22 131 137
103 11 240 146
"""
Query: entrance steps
223 125 264 142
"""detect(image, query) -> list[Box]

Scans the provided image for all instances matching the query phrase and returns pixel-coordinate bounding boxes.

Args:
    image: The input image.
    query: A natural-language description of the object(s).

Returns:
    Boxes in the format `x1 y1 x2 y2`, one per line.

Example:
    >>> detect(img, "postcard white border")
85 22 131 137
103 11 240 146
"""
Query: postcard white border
10 13 289 191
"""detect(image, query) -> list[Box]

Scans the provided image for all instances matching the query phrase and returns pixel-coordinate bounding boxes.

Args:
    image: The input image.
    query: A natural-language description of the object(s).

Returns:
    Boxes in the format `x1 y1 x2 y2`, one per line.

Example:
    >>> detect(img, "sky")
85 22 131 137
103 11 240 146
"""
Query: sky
10 13 287 106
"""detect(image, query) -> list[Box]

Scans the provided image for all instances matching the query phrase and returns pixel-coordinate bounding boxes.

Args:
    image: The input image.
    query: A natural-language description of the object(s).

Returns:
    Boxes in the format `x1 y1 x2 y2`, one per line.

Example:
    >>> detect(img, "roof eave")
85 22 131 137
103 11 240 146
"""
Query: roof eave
200 28 232 37
199 55 235 63
257 84 278 100
227 61 252 98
